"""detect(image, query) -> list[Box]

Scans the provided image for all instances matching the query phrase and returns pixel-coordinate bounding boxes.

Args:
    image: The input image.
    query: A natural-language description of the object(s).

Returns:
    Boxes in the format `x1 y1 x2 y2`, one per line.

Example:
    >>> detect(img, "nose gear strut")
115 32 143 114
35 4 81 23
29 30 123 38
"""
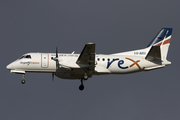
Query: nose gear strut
21 74 26 84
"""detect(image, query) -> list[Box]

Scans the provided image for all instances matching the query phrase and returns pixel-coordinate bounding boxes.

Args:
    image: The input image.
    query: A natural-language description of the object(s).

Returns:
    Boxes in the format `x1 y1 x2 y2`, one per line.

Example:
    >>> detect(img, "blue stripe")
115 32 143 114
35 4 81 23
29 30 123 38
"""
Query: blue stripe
147 28 173 47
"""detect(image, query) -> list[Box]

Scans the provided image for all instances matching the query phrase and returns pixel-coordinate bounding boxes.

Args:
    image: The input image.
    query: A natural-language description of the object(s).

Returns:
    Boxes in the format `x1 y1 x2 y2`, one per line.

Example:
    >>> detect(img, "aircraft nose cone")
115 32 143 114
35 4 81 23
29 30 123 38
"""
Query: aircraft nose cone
6 64 13 70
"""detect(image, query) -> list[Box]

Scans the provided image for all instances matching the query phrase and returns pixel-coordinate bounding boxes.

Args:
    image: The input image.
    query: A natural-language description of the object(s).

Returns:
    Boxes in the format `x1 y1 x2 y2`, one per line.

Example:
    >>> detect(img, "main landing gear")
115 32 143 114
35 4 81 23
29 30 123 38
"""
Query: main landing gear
79 79 84 91
21 74 26 84
79 73 88 91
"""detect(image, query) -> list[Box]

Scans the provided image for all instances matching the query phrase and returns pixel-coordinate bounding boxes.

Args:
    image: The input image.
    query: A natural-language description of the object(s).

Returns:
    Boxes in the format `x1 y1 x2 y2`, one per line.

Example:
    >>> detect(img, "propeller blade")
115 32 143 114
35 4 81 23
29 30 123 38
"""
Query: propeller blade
55 47 59 70
56 47 58 58
52 47 59 81
52 73 54 82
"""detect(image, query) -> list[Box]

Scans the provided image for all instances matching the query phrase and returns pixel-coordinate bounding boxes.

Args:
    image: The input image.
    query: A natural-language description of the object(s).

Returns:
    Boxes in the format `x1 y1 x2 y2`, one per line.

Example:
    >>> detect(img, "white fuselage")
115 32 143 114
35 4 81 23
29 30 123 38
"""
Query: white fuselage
7 52 163 79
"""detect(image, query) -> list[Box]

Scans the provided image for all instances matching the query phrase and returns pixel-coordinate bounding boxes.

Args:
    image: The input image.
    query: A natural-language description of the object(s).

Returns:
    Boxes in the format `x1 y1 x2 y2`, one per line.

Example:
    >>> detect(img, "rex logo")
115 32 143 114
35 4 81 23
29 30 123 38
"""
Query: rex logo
107 57 141 70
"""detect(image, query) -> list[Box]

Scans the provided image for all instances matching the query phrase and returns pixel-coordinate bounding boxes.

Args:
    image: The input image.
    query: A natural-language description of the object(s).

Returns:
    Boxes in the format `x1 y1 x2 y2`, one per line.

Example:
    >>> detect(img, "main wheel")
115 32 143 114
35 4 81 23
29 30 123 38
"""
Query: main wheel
21 79 26 84
79 85 84 91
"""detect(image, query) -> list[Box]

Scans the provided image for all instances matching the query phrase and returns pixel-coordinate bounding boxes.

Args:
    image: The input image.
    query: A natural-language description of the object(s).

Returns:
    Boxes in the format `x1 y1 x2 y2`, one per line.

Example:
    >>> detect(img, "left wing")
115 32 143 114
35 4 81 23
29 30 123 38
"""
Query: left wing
76 43 95 72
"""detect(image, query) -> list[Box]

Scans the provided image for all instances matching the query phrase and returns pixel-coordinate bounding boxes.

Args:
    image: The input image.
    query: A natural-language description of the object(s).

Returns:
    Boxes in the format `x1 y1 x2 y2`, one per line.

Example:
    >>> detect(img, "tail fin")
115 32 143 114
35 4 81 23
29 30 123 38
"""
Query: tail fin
146 28 172 65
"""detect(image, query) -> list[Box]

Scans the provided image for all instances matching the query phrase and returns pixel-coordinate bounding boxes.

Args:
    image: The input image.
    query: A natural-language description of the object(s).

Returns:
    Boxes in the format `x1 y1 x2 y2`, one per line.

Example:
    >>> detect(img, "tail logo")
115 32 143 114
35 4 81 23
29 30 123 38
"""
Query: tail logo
147 28 172 47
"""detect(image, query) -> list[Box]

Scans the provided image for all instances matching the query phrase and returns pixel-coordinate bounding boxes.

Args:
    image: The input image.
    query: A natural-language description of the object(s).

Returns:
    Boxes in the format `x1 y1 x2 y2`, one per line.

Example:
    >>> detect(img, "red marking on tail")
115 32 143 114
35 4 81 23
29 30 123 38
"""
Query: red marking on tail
163 38 171 45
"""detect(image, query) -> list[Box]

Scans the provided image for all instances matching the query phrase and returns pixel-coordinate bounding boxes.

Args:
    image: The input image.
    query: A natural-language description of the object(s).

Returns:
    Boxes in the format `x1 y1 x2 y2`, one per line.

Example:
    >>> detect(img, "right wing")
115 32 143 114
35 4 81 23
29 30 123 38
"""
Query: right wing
76 43 96 72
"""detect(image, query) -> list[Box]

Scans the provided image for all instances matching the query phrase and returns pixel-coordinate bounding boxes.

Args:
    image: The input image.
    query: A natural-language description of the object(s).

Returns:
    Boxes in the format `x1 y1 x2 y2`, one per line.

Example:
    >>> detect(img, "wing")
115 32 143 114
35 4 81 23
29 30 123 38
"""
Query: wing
76 43 95 72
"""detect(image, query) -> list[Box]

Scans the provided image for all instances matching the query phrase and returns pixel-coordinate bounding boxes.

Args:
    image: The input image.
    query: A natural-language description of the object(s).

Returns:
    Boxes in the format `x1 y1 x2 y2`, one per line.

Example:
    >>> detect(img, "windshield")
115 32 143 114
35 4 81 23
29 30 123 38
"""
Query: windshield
25 55 31 59
18 55 31 59
18 56 25 59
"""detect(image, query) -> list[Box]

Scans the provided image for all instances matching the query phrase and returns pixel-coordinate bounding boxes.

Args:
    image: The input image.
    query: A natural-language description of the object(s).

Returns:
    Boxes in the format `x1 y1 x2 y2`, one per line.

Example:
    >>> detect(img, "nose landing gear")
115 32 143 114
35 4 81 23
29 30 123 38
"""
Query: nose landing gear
21 74 26 84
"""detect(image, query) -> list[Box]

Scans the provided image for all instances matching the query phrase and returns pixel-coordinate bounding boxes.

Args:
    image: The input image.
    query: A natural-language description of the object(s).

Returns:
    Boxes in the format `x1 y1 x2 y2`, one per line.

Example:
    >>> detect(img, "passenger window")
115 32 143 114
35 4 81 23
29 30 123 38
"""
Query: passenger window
97 58 100 61
102 58 105 61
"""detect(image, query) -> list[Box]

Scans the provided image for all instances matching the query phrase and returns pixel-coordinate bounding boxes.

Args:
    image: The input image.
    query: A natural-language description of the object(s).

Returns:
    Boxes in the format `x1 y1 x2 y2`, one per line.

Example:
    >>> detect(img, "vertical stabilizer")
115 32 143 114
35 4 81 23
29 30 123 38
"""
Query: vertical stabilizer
146 28 172 65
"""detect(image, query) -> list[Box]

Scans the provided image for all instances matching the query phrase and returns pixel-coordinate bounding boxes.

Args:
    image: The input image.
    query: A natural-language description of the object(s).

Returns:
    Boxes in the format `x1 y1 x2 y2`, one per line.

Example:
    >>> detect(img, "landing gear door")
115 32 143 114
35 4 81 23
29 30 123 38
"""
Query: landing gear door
41 54 49 68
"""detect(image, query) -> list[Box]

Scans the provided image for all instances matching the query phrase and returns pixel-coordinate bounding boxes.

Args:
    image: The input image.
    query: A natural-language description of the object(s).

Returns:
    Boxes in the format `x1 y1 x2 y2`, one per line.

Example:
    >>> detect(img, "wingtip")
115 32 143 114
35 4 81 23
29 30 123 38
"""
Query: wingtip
87 43 95 45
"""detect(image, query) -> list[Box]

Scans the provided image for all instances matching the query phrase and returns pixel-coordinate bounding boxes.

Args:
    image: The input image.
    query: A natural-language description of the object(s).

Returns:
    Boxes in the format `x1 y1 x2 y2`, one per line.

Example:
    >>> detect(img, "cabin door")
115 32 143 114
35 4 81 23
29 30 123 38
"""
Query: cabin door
41 54 49 68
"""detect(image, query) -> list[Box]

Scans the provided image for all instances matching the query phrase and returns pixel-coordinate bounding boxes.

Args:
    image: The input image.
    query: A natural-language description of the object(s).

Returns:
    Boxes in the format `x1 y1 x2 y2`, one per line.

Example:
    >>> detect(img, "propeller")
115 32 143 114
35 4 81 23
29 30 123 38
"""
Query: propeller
56 47 59 69
52 47 59 82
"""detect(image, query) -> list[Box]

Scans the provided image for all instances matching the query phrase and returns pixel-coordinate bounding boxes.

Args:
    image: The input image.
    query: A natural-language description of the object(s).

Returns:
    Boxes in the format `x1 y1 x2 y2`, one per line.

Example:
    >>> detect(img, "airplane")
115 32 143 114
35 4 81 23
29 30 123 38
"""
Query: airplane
6 28 172 91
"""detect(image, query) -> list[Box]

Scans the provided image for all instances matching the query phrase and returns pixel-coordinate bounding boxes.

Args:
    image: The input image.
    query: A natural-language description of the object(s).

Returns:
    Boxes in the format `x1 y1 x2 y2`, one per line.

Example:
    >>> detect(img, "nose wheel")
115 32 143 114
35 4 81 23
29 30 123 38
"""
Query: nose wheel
21 79 26 84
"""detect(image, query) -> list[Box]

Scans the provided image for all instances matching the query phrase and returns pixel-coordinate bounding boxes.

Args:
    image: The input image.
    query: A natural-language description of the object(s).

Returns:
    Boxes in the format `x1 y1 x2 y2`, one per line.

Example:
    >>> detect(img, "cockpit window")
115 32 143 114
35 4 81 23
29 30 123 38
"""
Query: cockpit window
18 55 31 59
18 56 25 59
25 55 31 59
